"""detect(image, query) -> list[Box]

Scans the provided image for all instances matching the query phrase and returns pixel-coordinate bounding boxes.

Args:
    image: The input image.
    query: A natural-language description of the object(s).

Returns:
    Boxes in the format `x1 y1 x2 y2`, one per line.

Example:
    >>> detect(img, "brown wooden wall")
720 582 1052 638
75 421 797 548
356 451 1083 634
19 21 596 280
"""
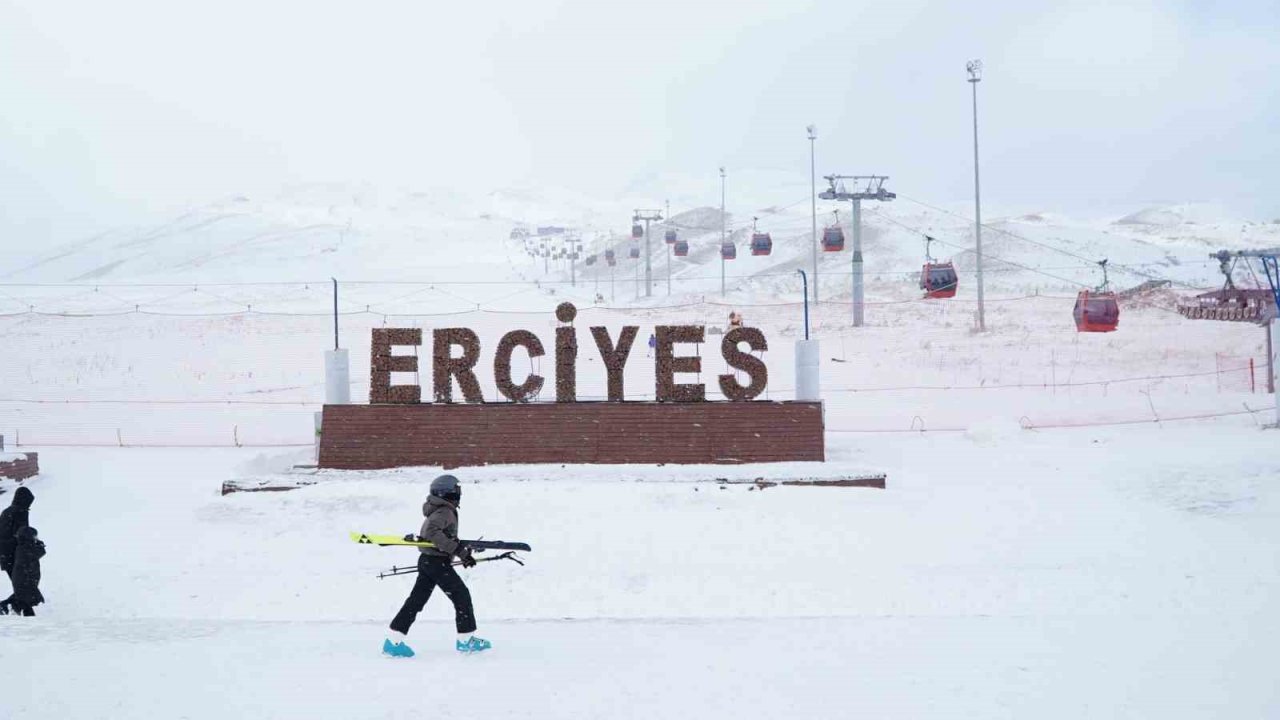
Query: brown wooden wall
0 453 39 481
319 402 823 469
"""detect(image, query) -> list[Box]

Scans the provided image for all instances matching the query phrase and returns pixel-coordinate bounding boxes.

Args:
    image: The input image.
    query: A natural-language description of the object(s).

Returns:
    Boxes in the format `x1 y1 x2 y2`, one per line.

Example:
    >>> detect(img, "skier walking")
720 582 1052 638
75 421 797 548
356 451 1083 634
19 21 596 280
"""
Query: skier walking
383 474 491 657
1 526 44 616
0 486 34 607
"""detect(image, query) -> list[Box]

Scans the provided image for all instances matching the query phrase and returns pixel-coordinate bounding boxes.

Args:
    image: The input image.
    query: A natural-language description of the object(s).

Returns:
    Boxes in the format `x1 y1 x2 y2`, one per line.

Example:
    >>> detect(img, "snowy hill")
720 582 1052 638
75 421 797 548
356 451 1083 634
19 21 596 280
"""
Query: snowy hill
8 179 1279 306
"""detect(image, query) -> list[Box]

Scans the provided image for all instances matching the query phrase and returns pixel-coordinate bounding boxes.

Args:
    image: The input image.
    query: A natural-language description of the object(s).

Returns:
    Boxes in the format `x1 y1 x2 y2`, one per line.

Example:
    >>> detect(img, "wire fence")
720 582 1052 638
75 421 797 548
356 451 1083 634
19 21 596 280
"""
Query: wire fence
0 281 1272 450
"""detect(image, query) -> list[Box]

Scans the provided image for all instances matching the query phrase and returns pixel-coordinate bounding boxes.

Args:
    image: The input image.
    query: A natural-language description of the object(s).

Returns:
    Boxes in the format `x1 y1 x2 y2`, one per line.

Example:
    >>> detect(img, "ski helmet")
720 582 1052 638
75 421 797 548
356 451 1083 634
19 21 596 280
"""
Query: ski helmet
429 474 462 505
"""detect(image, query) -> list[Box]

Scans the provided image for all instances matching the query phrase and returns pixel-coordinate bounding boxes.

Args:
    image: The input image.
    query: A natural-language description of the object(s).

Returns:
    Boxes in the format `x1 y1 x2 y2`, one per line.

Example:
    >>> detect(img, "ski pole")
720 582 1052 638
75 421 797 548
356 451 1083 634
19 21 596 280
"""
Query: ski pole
376 552 525 579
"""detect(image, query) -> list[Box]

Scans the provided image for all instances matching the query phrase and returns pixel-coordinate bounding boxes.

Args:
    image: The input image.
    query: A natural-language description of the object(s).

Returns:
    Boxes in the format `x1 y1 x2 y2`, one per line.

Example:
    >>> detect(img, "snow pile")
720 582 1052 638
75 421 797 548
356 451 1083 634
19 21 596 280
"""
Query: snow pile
963 416 1024 444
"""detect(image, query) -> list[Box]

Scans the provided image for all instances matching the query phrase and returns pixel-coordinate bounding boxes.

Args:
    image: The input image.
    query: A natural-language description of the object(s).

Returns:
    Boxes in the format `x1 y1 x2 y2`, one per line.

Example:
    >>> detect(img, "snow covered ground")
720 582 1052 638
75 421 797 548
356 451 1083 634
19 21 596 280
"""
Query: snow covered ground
2 426 1277 718
2 186 1279 717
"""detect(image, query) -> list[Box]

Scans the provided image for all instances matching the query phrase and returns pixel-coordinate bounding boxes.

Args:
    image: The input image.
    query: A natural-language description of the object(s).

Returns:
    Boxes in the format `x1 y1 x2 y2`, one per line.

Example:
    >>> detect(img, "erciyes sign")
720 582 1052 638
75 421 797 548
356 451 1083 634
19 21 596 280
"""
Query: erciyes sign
371 302 768 404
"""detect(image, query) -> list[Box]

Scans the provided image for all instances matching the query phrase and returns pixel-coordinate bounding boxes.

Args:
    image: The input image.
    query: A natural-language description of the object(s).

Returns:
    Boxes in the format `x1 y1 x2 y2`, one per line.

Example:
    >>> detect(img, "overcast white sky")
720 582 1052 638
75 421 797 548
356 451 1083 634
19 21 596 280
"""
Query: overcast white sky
1 0 1277 245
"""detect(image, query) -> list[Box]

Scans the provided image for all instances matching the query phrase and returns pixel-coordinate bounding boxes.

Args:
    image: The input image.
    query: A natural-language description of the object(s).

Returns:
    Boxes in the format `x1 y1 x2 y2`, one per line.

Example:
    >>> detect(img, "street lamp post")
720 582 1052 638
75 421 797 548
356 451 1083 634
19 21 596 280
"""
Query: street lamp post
968 59 987 332
808 125 818 305
720 166 727 297
666 199 672 296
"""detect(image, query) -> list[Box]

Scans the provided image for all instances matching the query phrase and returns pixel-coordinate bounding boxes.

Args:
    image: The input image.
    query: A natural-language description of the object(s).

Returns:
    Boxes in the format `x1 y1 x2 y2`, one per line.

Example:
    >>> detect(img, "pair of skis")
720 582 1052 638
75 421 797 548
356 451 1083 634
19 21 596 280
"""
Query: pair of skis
350 532 531 552
350 532 532 579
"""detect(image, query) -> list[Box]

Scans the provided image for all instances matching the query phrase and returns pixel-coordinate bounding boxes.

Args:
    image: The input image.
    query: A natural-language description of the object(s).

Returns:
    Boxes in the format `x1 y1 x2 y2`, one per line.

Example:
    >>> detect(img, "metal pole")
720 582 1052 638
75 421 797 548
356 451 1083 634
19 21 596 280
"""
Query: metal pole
720 167 727 297
969 62 987 332
797 270 810 340
331 277 339 350
665 200 672 296
851 199 863 327
1272 317 1279 426
1267 320 1275 394
667 230 672 296
644 218 652 298
809 126 818 305
570 239 576 288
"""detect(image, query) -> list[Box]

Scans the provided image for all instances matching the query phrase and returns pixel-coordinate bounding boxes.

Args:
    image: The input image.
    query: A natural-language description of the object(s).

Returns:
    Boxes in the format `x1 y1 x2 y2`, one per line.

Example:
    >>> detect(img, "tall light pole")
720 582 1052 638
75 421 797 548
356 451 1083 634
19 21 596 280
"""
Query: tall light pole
968 59 987 332
665 199 672 296
720 166 727 297
808 125 818 304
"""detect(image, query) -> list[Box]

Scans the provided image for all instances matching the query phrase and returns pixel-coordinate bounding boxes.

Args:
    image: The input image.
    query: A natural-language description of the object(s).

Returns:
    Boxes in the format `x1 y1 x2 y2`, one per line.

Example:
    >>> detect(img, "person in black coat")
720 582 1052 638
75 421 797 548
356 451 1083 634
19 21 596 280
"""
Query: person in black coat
0 486 33 577
2 525 45 616
0 487 35 616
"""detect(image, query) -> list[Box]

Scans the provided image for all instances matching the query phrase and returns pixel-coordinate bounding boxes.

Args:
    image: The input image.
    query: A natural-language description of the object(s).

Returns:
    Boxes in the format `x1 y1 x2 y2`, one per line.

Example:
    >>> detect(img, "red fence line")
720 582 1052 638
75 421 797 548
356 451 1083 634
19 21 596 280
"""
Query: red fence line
826 405 1270 433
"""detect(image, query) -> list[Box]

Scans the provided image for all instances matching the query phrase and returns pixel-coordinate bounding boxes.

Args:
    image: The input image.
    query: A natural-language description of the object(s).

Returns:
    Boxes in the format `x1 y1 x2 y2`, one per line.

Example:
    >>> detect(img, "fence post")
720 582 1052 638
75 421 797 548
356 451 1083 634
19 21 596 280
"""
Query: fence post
1250 358 1256 394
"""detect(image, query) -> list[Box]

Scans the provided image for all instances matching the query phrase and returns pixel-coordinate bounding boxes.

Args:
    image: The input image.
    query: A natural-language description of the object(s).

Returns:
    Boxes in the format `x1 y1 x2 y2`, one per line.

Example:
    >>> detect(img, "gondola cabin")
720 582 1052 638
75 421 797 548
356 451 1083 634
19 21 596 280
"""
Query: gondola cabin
721 242 737 260
631 223 644 239
750 232 773 256
1073 290 1120 333
822 225 845 252
628 245 640 259
665 229 677 244
673 239 689 257
585 254 597 266
605 249 617 266
920 262 958 299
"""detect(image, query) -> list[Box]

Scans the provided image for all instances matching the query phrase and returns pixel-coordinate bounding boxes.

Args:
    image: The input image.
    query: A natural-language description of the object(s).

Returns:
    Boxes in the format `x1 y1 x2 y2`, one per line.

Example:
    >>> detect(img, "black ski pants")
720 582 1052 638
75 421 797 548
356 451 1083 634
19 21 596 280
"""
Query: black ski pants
389 555 476 635
0 570 32 616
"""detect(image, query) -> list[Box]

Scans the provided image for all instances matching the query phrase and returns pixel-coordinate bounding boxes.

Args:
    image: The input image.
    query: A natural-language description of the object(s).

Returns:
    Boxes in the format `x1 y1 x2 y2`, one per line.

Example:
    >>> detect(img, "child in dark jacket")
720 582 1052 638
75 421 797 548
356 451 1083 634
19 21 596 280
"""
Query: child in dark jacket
1 525 44 616
382 474 490 658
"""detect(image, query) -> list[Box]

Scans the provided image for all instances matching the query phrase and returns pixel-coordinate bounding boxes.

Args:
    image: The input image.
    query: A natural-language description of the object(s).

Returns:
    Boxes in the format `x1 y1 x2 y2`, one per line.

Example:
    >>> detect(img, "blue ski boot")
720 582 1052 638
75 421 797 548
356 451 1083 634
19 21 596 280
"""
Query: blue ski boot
383 636 415 658
456 635 492 654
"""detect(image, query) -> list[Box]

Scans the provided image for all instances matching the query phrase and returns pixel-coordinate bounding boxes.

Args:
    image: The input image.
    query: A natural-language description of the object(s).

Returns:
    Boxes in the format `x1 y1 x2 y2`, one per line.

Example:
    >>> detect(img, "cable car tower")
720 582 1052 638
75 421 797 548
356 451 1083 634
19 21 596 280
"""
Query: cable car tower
633 209 663 298
1200 248 1280 426
819 174 895 327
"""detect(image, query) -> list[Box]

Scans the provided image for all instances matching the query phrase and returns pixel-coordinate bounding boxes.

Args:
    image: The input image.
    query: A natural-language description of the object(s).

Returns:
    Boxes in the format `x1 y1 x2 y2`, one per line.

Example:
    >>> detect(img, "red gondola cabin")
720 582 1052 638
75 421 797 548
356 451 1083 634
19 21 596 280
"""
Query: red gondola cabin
674 239 689 257
721 242 736 260
920 262 958 299
1073 290 1119 332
